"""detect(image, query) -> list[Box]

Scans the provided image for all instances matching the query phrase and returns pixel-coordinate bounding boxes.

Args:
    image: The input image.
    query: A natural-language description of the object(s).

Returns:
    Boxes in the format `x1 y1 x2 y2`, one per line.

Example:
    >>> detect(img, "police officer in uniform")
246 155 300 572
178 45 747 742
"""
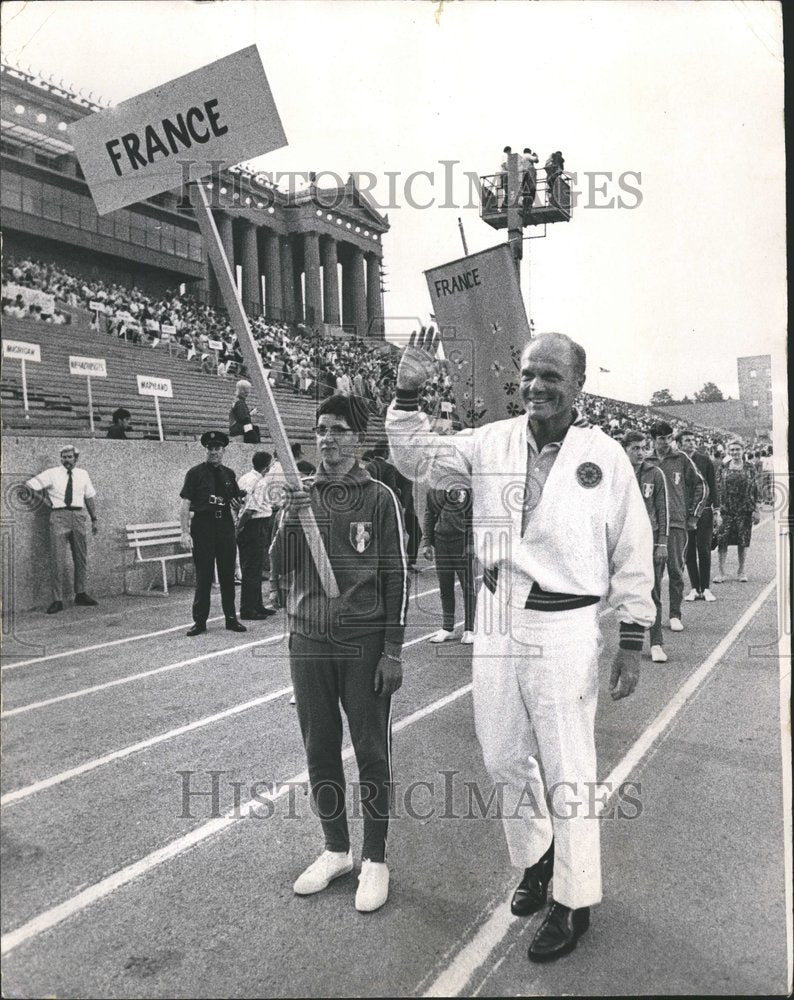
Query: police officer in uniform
180 430 247 637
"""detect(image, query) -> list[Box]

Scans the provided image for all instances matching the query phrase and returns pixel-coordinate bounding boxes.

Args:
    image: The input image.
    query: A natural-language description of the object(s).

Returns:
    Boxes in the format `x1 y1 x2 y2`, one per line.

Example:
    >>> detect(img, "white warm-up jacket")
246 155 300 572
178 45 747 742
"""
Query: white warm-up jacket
385 405 655 628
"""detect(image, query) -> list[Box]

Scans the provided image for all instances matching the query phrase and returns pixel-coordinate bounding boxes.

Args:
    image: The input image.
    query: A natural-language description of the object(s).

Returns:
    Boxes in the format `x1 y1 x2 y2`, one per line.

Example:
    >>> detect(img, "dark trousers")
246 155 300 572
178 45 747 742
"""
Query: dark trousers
650 556 664 647
404 507 422 566
290 631 392 862
190 513 237 624
434 534 476 631
666 526 688 619
686 508 713 593
261 513 275 576
237 518 266 615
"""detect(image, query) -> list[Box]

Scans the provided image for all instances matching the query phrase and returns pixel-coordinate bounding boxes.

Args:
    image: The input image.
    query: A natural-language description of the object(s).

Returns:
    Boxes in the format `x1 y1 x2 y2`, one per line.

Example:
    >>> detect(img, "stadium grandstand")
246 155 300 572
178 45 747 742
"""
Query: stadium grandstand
1 61 394 442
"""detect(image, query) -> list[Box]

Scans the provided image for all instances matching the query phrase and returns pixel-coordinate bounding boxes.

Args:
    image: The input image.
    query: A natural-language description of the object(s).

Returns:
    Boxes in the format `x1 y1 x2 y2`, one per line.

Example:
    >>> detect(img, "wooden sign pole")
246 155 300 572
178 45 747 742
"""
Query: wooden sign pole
189 182 339 598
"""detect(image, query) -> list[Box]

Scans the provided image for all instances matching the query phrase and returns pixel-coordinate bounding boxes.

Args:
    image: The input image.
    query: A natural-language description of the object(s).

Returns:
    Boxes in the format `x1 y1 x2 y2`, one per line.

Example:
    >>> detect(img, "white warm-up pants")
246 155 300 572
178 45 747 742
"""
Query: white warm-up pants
472 587 603 909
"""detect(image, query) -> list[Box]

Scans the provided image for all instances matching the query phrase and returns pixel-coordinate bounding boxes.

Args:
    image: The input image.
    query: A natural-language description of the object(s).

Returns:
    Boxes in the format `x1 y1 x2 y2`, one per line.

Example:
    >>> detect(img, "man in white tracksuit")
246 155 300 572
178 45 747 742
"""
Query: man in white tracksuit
386 330 655 963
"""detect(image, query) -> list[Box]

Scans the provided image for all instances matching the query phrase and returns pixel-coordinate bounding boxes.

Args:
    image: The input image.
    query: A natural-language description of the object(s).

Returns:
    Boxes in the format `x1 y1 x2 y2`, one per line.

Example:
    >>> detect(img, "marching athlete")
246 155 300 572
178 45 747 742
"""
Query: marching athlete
270 395 408 912
623 430 670 662
646 422 705 632
386 329 654 961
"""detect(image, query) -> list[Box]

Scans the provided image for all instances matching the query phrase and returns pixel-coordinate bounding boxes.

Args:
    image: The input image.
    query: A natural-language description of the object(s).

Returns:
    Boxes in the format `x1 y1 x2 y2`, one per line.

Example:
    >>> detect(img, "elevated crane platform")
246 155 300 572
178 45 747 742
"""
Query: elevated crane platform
480 168 572 230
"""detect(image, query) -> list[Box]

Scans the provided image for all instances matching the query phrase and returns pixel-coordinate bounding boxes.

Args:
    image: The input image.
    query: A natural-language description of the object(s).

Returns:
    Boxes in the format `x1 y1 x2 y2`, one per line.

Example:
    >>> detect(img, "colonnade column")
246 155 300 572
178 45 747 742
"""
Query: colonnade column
350 247 367 337
280 237 295 323
303 231 322 328
263 230 282 321
293 255 304 322
213 211 235 301
322 237 340 326
366 253 382 338
241 221 261 316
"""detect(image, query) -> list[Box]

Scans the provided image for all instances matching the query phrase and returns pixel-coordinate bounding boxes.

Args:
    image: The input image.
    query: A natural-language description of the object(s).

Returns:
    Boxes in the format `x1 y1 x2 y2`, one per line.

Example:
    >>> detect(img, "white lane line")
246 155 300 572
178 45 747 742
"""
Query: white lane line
2 584 445 719
1 616 226 672
0 633 287 719
2 567 435 673
422 577 777 998
0 678 473 957
0 686 293 807
4 519 772 675
1 619 466 807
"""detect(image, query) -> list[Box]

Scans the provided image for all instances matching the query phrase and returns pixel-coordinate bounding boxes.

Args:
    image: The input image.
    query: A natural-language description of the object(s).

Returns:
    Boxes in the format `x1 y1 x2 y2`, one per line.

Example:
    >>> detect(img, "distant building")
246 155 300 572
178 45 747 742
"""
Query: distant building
661 354 773 439
737 354 773 428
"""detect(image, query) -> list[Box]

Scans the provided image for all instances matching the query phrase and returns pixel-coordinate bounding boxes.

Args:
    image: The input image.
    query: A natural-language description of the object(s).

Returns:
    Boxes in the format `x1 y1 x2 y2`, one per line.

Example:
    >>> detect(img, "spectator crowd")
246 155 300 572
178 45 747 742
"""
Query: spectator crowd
2 256 773 457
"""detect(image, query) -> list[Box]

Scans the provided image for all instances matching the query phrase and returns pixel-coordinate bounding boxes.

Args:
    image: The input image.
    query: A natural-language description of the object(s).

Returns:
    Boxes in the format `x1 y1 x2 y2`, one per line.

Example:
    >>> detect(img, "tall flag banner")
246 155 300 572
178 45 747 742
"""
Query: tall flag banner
426 244 531 428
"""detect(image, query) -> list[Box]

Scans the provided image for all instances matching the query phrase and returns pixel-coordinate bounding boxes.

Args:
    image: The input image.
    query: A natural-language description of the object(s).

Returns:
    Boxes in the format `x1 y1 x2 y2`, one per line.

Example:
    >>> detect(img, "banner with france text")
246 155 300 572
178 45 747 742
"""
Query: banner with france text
425 243 531 429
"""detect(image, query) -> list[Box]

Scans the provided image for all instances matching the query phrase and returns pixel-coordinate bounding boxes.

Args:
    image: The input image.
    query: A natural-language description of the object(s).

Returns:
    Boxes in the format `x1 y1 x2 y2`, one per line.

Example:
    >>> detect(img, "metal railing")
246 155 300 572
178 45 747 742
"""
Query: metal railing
479 168 572 220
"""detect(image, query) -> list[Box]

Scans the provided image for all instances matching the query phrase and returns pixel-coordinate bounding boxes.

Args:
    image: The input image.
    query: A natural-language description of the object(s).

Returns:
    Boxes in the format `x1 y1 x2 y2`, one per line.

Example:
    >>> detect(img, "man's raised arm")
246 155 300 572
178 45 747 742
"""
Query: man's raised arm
386 328 475 487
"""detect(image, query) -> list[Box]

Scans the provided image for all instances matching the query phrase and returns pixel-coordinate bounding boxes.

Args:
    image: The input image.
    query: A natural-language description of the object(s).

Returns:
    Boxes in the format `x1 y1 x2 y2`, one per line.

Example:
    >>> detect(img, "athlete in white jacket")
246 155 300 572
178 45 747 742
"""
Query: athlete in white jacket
386 329 655 963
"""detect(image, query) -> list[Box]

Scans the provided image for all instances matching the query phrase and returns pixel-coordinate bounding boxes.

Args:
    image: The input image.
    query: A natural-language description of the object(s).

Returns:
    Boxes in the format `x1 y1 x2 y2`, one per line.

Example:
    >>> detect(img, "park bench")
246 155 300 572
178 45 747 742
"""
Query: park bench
125 520 193 595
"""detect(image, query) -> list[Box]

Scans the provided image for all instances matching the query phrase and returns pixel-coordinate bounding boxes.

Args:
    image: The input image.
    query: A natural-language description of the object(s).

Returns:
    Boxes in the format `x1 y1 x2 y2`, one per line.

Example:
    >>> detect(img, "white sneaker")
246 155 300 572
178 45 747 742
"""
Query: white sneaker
355 859 389 912
651 645 668 662
289 693 296 705
669 618 684 632
293 850 353 895
429 629 455 643
684 589 698 602
702 589 717 602
460 631 475 644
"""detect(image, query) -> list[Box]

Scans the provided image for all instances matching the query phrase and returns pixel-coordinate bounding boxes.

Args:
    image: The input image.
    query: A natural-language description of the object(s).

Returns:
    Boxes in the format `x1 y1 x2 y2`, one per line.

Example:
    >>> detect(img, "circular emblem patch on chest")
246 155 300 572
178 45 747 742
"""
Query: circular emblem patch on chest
576 462 603 488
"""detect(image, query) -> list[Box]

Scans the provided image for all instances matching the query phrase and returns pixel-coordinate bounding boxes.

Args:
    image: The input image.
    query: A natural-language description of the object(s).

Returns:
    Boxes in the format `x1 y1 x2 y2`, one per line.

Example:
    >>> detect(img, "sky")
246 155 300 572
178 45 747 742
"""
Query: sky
0 0 787 408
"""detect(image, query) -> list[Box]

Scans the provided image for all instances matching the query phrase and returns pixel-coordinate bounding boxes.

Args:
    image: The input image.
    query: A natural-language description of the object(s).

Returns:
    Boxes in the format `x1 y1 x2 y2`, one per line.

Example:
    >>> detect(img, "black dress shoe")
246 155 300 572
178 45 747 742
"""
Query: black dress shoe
74 592 98 606
225 619 247 633
186 623 207 636
528 902 590 963
511 840 554 916
46 600 64 614
256 606 278 617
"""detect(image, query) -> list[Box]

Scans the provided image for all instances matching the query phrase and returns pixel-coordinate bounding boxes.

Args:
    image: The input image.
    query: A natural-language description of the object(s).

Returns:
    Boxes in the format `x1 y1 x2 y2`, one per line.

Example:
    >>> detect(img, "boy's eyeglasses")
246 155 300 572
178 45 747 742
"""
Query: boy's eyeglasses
315 425 354 437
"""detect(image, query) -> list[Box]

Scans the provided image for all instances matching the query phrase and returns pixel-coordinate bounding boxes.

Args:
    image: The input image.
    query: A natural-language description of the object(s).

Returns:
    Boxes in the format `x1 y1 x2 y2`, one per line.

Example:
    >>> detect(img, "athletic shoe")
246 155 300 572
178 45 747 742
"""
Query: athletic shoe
460 631 475 644
293 850 353 895
429 629 455 643
289 693 296 706
355 859 389 912
669 618 684 632
702 589 717 602
651 645 668 663
738 575 748 583
712 576 724 584
684 589 698 602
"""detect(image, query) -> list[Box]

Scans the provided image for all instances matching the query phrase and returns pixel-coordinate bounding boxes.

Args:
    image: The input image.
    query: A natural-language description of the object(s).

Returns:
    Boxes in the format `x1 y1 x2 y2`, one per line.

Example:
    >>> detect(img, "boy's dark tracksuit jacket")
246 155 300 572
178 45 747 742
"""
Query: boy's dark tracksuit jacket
269 461 409 645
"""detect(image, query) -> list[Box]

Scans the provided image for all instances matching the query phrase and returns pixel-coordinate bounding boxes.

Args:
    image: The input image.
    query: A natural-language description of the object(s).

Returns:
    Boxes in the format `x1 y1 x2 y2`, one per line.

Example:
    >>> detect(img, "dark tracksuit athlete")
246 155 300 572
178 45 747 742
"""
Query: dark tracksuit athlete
270 461 408 863
685 450 719 595
423 487 476 634
634 460 669 649
646 451 705 621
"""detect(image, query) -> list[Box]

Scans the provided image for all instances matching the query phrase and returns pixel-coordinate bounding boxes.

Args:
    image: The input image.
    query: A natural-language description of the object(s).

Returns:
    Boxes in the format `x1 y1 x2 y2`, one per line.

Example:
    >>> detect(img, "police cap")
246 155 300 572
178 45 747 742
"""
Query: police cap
200 430 229 448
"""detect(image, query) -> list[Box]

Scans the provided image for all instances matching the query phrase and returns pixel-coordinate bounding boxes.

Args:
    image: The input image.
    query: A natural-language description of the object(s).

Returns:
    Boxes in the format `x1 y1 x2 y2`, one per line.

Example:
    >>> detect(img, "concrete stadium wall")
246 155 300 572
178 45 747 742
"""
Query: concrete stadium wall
1 436 320 613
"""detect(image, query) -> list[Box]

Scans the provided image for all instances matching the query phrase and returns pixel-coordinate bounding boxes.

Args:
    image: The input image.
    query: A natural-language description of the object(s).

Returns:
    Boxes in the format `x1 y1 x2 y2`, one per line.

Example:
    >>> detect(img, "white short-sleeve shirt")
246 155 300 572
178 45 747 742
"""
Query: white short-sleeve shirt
26 466 96 508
